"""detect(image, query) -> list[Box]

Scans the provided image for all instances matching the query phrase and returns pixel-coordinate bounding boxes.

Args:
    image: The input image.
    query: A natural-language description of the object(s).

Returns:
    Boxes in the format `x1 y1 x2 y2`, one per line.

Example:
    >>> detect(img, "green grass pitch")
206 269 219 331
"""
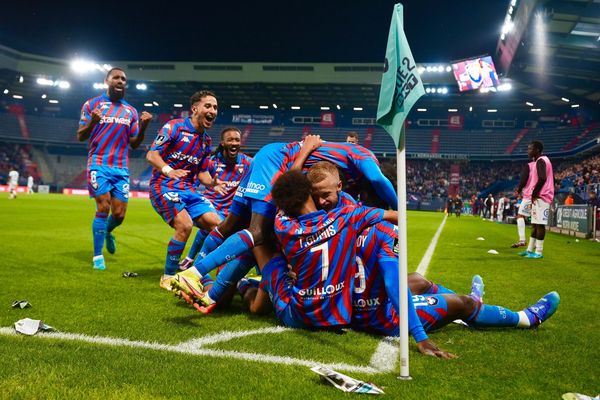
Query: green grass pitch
0 195 598 399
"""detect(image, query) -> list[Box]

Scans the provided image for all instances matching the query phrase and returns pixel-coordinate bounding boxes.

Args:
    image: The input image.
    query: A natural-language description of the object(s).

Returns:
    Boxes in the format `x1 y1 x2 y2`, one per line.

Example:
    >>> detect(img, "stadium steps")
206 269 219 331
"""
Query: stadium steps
30 146 55 183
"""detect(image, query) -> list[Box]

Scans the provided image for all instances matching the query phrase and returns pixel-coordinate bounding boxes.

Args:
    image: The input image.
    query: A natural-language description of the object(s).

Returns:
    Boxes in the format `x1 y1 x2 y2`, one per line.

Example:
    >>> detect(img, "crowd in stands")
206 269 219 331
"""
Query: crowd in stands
554 153 600 198
0 141 27 185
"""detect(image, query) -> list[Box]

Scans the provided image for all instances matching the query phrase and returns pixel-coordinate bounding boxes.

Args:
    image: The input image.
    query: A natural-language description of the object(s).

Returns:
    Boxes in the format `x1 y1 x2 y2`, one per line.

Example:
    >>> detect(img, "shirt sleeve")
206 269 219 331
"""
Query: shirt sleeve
79 101 91 126
149 122 173 152
354 157 398 210
129 108 140 138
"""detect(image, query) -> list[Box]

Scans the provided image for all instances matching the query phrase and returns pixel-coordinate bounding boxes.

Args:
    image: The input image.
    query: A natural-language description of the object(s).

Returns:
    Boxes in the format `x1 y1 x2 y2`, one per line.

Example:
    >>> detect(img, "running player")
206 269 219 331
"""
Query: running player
178 127 253 270
77 67 152 270
146 90 223 290
518 141 554 259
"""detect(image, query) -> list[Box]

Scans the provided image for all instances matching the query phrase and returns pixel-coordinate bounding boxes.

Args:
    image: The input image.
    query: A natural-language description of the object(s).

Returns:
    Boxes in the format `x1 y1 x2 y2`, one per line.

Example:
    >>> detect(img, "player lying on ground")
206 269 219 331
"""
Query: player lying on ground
240 170 454 358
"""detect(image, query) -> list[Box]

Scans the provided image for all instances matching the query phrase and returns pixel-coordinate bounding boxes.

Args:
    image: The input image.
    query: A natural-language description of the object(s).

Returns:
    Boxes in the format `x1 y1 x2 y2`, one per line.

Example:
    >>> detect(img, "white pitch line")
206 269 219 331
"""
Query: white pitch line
368 337 398 372
0 327 380 374
181 326 290 348
415 214 448 277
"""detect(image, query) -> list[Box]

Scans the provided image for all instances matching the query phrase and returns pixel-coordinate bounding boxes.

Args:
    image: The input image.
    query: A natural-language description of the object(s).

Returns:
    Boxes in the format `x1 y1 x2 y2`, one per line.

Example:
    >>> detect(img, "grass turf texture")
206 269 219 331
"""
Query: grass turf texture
0 195 598 399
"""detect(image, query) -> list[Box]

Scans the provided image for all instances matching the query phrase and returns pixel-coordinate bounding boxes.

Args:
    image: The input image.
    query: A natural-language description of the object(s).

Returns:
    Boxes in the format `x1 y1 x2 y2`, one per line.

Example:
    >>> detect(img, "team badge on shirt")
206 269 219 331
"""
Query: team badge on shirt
154 135 167 146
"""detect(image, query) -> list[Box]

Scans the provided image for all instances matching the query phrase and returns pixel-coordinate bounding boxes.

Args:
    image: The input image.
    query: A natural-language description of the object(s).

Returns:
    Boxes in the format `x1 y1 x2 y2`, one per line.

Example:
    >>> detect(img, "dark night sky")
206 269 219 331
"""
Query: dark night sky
0 1 508 63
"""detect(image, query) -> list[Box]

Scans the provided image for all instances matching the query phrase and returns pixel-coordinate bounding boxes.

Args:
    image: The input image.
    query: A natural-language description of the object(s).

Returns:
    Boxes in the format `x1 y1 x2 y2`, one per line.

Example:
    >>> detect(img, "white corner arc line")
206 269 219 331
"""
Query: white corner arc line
368 337 398 371
415 214 448 277
0 327 387 374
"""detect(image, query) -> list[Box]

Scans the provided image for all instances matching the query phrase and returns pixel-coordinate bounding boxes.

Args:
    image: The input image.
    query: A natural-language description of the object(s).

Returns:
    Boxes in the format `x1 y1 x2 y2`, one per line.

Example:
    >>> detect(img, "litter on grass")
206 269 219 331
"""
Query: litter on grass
477 237 485 241
311 366 384 394
11 300 31 309
14 318 56 336
487 249 499 255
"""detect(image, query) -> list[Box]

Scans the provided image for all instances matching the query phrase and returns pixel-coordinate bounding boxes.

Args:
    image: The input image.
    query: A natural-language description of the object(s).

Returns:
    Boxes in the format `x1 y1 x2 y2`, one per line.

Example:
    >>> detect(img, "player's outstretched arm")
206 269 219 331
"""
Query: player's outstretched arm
358 159 398 210
146 150 189 179
290 134 322 171
130 111 153 149
77 108 101 142
416 339 457 359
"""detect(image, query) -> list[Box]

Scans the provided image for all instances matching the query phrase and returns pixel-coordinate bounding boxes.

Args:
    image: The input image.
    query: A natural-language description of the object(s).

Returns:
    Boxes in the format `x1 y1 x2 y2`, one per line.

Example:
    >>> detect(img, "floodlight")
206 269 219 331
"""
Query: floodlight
136 83 147 90
353 107 363 111
259 105 269 109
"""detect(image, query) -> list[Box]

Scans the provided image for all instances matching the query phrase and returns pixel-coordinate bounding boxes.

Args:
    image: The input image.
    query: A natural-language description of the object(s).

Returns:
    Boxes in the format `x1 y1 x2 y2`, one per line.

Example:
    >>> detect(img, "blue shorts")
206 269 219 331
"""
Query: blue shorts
260 255 307 329
242 143 286 203
412 294 449 332
88 166 130 202
150 187 219 225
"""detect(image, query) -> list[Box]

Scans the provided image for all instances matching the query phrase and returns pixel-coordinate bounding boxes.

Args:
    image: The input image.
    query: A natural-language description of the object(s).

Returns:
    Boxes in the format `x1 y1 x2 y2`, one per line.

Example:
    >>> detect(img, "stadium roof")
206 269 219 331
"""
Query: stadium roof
498 0 600 108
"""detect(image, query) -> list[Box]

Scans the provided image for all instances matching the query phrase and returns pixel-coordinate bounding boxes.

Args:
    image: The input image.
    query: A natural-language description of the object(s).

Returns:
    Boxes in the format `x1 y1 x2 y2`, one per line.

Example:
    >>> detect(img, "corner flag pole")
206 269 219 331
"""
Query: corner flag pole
376 3 425 380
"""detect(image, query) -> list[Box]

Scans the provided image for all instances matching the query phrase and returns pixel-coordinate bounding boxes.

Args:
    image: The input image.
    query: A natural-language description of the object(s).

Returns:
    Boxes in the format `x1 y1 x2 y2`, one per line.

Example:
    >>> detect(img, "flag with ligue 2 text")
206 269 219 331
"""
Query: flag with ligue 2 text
376 3 425 149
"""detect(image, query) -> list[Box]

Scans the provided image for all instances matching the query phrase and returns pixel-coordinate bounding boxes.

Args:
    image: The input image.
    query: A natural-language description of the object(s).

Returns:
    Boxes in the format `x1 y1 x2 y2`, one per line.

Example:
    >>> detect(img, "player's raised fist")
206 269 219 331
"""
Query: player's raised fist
140 111 153 125
91 108 102 123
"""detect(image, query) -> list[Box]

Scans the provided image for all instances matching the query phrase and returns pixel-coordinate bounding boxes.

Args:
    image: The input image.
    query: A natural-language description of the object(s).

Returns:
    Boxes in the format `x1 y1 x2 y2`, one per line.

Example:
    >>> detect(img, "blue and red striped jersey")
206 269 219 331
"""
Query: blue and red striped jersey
338 191 358 207
274 205 384 327
79 94 140 170
284 141 397 209
354 222 428 341
149 117 212 192
203 152 252 216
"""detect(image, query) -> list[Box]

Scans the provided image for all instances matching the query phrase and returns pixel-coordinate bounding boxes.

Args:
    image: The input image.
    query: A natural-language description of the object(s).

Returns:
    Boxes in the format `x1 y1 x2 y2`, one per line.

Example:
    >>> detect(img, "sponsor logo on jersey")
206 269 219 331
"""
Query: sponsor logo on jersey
170 151 201 165
353 297 381 308
182 131 194 137
245 182 266 194
99 116 132 126
298 282 344 297
181 136 190 143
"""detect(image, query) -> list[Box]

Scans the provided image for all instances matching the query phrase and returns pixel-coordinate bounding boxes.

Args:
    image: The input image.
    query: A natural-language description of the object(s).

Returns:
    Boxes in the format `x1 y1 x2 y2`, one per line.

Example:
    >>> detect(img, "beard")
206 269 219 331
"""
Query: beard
108 86 125 101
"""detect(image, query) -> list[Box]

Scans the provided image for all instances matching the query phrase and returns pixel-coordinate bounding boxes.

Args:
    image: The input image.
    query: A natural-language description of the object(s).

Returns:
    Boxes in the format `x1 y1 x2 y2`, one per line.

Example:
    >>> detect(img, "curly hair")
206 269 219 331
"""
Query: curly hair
272 170 311 217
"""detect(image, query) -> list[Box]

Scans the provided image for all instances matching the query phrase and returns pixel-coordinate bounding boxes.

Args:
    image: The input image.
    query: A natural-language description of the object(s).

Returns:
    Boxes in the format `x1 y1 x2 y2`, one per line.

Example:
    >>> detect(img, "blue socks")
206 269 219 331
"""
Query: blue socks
165 238 186 275
194 229 254 276
106 214 123 233
208 253 255 301
92 212 108 256
468 304 520 328
198 228 225 259
188 229 208 260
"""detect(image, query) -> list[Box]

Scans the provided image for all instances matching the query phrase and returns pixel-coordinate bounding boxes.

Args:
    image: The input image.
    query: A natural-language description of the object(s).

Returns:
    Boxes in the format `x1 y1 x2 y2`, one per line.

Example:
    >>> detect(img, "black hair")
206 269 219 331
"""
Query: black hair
530 140 544 153
106 67 125 79
190 90 217 108
213 127 242 156
272 171 312 217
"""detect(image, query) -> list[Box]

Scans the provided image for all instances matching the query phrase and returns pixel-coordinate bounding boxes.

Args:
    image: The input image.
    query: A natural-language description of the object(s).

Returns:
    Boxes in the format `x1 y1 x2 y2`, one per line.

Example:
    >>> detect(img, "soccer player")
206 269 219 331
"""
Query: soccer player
8 167 19 199
453 195 463 218
77 67 152 270
518 141 554 259
27 175 34 194
171 137 397 300
146 90 224 290
354 221 560 337
512 161 533 248
345 131 359 144
243 171 453 358
178 127 253 270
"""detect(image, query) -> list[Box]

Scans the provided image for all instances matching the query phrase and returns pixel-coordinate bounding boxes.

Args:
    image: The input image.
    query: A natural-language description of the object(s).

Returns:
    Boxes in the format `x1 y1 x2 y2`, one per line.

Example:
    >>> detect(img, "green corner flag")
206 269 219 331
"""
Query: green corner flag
376 3 425 149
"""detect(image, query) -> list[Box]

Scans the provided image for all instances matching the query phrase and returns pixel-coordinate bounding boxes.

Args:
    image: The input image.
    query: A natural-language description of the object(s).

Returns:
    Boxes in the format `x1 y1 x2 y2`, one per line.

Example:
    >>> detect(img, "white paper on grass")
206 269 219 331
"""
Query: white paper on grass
311 366 384 394
487 249 499 255
14 318 41 335
14 318 55 335
477 237 485 241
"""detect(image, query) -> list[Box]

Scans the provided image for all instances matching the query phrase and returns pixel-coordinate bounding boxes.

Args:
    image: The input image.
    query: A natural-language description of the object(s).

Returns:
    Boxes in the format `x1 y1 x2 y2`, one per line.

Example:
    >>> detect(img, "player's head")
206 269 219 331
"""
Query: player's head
105 67 126 101
307 161 342 211
215 127 242 162
528 140 544 159
190 90 218 131
345 131 359 144
273 170 313 217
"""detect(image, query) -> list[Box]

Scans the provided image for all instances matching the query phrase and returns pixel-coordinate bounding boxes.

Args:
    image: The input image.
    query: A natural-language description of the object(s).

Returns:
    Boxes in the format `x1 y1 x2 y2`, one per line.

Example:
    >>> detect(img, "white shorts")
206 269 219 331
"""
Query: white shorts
531 199 550 225
517 199 532 217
